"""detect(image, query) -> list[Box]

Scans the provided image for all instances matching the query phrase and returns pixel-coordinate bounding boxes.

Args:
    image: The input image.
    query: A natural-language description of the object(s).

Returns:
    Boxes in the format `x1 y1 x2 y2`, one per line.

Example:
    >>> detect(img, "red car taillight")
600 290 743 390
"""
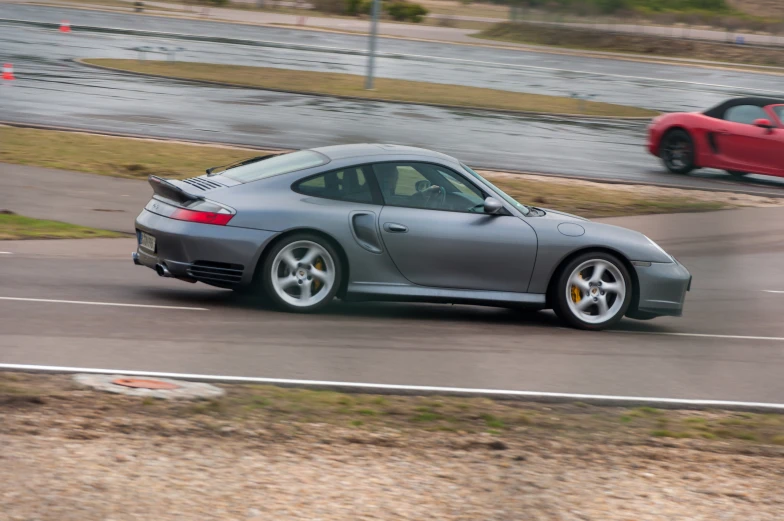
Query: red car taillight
171 208 234 226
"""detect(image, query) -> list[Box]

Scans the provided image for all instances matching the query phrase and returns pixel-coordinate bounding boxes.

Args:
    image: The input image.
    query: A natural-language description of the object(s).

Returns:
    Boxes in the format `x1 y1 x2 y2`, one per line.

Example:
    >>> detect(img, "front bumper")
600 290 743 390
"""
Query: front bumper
647 125 661 157
628 258 691 319
134 209 277 287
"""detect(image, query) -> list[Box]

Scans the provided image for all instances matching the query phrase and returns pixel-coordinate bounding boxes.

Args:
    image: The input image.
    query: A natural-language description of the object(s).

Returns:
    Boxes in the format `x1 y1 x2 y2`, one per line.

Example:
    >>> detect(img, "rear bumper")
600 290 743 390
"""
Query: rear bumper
628 259 691 319
134 209 277 287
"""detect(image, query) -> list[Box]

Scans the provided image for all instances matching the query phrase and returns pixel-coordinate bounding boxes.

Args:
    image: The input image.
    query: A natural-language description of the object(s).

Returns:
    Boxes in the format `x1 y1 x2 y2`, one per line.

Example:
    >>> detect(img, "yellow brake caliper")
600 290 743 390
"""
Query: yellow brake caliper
313 259 324 292
571 274 583 303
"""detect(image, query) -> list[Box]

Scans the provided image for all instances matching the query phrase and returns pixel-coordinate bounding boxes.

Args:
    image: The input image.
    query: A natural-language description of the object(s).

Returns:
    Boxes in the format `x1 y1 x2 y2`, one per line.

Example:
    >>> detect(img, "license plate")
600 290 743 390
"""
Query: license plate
139 231 156 252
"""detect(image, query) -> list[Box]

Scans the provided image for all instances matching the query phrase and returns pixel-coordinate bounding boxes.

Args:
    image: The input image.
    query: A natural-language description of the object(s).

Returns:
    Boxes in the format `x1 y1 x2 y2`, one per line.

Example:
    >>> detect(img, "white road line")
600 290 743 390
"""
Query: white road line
0 363 782 411
0 252 12 255
0 296 207 311
613 330 784 342
762 290 784 294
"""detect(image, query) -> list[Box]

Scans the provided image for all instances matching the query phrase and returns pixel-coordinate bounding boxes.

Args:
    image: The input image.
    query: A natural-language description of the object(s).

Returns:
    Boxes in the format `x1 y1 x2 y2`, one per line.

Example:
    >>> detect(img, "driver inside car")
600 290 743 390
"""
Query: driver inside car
375 164 442 208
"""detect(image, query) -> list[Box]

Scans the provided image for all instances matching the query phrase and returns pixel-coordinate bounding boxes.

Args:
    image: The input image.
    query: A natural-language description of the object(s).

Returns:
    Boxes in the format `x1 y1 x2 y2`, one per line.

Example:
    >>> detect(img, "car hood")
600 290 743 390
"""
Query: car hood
537 208 588 222
525 209 673 264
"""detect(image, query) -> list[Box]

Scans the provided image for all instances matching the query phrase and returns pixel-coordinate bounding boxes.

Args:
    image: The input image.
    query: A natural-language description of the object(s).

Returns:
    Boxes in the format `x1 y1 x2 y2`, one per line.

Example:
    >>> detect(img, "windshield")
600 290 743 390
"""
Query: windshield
460 163 530 216
219 150 329 183
773 105 784 123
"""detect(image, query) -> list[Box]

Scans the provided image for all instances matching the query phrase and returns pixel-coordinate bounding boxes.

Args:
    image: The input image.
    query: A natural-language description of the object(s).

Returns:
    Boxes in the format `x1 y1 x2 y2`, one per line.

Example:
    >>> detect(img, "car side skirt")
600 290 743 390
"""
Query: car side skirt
345 283 546 307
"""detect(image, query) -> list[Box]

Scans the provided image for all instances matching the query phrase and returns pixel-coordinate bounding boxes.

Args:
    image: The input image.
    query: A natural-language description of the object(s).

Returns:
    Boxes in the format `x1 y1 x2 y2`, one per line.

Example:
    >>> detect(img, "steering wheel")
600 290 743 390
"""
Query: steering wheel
424 186 446 209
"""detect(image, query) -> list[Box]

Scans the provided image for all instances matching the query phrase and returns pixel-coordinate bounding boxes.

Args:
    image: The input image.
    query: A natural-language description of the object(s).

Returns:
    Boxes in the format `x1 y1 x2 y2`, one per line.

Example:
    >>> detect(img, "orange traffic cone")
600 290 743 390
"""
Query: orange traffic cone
2 63 14 81
60 20 71 32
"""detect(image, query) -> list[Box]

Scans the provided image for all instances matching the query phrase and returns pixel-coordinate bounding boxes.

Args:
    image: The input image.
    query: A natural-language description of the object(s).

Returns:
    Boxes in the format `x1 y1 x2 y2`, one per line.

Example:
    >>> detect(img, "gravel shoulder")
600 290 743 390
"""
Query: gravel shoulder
3 372 784 520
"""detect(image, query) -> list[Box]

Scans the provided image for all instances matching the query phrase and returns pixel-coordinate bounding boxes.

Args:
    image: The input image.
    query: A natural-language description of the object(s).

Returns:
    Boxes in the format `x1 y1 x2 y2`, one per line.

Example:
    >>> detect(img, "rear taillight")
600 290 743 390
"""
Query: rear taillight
171 208 234 226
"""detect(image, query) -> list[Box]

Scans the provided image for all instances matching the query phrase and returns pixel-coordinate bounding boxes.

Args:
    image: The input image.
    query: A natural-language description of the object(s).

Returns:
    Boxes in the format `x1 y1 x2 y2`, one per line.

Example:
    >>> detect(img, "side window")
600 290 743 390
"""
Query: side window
724 105 768 125
373 162 487 213
294 167 373 203
435 167 484 202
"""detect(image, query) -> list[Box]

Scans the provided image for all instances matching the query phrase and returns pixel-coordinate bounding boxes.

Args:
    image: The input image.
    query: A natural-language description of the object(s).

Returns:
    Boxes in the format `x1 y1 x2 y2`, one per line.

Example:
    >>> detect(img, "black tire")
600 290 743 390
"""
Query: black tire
553 252 632 331
660 129 695 175
261 233 342 313
727 170 748 178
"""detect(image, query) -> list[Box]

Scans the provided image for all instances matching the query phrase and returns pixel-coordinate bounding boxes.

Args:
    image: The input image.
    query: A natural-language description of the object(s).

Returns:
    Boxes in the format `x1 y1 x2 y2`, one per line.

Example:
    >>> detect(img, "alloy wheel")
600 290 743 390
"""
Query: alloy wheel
565 259 626 325
270 240 336 308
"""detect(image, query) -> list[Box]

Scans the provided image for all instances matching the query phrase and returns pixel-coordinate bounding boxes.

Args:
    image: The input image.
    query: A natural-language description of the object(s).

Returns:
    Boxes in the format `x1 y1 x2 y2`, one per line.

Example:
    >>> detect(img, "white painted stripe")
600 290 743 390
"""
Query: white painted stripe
762 290 784 294
0 252 12 255
0 296 207 311
1 362 782 410
613 330 784 342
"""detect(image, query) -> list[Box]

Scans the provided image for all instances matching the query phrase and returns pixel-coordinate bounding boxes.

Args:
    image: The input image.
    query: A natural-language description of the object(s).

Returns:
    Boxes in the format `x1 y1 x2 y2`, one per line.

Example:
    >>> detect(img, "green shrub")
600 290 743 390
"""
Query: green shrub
489 0 732 15
386 1 429 22
312 0 347 14
345 0 373 15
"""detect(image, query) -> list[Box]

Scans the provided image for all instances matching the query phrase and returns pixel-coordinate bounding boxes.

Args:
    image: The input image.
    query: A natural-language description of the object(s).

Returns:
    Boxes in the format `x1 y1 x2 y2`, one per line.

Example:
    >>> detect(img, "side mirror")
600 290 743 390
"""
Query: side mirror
415 180 432 192
483 197 504 215
754 118 774 132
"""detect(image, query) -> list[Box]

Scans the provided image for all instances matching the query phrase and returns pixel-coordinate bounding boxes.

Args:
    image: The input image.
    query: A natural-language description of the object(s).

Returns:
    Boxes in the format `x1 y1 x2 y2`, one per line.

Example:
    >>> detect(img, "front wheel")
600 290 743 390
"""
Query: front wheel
554 252 632 331
262 234 342 313
660 129 695 175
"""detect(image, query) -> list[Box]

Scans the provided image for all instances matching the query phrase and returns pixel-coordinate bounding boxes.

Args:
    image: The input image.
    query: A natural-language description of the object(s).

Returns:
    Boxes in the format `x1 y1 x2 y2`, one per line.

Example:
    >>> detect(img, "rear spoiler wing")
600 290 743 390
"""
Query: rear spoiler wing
148 175 204 205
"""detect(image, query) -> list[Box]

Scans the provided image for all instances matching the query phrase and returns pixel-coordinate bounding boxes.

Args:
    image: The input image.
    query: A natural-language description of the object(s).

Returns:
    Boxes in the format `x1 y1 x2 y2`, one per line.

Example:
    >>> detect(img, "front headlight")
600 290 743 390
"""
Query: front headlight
645 235 672 259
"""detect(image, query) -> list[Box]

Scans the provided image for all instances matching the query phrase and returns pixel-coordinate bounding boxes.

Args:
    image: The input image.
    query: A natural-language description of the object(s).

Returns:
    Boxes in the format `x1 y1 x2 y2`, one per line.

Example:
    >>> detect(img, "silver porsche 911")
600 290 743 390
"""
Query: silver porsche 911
133 144 691 330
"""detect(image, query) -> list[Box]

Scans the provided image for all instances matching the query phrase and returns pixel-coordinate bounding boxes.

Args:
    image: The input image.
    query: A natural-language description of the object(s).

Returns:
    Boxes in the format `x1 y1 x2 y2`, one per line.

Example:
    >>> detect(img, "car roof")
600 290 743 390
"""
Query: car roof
309 143 458 163
703 97 784 118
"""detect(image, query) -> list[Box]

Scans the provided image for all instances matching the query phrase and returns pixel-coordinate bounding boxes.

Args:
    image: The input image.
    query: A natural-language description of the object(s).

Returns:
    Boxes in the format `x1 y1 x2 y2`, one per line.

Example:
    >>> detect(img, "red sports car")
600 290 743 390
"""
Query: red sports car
648 97 784 178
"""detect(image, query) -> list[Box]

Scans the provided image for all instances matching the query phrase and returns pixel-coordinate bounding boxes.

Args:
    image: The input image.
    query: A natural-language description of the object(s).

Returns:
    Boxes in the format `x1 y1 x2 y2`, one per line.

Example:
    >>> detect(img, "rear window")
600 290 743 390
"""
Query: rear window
294 167 373 203
219 150 329 183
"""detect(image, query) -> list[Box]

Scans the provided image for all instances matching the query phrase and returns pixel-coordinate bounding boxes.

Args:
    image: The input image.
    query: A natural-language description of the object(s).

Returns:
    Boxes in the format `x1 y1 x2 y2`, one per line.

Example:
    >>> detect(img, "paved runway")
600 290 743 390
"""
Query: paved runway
2 206 784 403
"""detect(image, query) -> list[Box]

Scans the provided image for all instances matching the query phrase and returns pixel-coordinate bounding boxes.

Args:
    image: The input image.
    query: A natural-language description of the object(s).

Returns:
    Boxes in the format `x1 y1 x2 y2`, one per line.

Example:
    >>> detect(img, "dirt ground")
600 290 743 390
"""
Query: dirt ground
730 0 784 18
478 23 784 67
2 373 784 520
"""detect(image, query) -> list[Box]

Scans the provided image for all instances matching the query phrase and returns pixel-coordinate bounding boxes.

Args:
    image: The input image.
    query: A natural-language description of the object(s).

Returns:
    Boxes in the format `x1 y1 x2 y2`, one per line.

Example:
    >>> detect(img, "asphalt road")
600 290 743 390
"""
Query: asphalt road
3 17 784 191
2 204 784 403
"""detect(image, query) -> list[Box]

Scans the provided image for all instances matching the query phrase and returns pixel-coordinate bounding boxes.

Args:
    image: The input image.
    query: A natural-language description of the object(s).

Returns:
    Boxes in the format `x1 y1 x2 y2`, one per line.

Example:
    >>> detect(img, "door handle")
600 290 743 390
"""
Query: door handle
383 222 408 233
717 129 730 135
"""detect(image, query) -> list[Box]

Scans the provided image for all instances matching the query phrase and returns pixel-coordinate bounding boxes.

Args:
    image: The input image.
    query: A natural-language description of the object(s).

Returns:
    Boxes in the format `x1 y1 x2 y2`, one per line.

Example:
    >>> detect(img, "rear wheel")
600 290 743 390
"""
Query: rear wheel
262 234 341 313
660 129 695 175
554 252 632 331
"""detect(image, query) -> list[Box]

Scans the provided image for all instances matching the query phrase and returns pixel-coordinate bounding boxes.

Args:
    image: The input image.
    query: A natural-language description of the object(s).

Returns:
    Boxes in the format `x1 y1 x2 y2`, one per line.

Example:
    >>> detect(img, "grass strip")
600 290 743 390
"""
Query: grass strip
3 372 784 447
0 213 124 240
0 127 272 179
82 59 658 118
0 126 746 218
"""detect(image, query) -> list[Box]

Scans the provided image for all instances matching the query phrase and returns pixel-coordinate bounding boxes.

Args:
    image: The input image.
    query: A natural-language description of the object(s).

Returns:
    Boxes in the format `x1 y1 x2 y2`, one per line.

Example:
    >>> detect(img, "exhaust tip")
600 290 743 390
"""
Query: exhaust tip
155 263 172 278
132 252 141 266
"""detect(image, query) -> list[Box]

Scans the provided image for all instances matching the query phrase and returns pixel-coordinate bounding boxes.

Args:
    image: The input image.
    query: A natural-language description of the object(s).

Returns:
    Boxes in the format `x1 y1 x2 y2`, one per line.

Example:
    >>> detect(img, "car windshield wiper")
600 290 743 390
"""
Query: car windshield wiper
206 154 275 176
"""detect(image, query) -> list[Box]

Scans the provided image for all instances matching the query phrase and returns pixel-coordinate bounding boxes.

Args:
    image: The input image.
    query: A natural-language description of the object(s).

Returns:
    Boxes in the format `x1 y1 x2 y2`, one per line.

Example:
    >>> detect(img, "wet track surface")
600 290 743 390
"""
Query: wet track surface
2 209 784 403
3 3 784 113
3 14 784 192
3 5 784 403
3 164 784 402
